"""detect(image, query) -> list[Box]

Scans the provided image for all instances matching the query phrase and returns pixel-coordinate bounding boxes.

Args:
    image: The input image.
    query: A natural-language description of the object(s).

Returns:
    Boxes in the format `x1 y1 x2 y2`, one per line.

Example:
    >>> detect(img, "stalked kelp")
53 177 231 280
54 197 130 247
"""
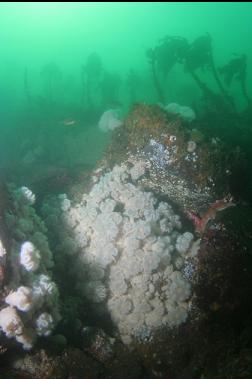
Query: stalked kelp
184 34 236 112
219 54 251 109
146 36 189 103
81 52 103 110
147 33 245 113
125 69 142 104
40 62 62 107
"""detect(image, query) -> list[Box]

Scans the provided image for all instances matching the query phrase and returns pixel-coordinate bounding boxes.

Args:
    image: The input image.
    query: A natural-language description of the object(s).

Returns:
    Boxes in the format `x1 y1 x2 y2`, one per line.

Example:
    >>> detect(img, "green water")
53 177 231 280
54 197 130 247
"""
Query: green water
0 2 251 184
1 4 252 376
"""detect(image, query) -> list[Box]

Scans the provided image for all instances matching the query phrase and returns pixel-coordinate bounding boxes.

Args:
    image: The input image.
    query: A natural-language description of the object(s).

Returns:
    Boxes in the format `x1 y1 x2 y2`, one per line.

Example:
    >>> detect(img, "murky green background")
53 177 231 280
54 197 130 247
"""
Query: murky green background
0 2 251 178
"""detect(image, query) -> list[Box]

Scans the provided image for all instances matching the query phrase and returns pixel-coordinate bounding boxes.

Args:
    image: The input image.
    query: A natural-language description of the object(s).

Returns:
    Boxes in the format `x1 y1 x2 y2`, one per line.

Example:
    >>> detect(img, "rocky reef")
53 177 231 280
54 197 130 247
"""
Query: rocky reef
0 103 252 379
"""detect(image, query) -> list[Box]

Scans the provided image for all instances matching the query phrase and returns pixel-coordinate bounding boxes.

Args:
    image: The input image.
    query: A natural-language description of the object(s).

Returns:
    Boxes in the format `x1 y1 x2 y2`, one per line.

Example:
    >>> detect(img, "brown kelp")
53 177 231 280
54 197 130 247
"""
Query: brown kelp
219 54 251 108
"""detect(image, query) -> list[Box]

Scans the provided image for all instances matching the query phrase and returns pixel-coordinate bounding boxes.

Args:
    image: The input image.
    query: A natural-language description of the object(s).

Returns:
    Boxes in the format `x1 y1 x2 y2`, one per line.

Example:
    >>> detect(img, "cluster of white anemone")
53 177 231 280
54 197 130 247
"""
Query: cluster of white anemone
0 186 60 350
43 161 198 345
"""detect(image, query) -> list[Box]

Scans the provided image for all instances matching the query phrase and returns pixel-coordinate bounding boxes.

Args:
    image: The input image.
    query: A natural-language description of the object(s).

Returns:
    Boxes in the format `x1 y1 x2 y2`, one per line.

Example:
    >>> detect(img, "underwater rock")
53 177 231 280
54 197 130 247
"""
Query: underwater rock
82 327 116 364
105 104 245 215
11 348 102 379
124 103 170 147
5 101 248 378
